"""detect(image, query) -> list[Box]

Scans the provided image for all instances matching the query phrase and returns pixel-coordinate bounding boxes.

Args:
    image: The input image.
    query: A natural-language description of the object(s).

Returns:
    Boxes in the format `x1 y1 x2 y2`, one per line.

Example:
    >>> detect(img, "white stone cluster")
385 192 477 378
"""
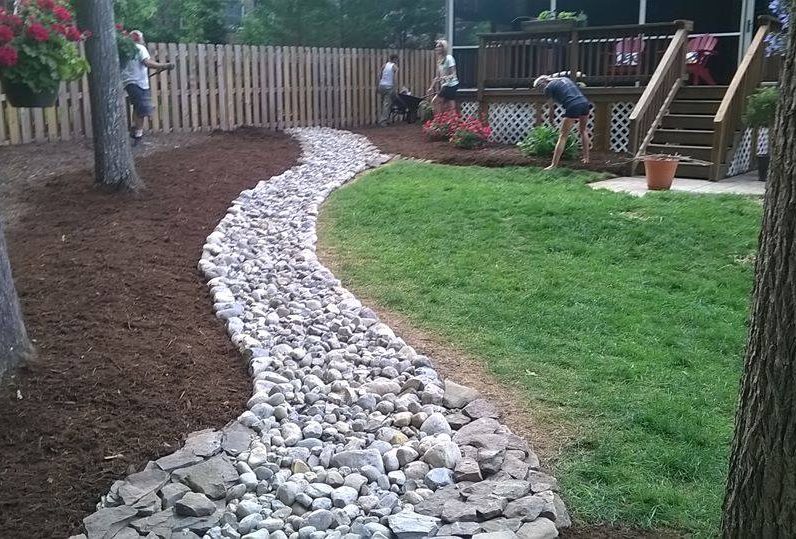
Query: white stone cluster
76 128 568 539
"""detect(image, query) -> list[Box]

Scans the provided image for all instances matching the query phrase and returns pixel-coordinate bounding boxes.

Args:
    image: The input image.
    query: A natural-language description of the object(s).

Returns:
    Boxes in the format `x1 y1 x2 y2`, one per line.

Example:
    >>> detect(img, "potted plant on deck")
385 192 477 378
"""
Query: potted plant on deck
744 86 778 181
0 0 89 108
521 10 588 33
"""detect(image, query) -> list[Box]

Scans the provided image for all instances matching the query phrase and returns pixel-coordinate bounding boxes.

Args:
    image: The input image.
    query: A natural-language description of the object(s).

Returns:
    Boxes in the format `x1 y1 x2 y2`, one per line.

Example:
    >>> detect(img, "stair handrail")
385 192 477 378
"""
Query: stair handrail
710 16 780 180
629 20 692 157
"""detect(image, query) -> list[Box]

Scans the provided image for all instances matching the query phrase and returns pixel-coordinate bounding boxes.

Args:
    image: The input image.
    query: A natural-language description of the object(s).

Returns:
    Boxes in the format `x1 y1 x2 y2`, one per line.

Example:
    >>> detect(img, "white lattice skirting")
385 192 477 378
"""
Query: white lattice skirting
462 101 635 151
728 128 769 177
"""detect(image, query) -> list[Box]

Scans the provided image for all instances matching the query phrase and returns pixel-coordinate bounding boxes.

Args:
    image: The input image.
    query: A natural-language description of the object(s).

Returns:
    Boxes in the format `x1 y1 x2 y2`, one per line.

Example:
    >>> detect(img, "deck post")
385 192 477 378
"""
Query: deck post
477 35 486 106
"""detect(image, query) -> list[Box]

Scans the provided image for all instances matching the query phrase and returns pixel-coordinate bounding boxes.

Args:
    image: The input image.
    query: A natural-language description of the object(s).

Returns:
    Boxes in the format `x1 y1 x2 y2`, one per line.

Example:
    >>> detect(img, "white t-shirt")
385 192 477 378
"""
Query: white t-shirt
122 43 151 90
438 55 458 87
380 62 397 87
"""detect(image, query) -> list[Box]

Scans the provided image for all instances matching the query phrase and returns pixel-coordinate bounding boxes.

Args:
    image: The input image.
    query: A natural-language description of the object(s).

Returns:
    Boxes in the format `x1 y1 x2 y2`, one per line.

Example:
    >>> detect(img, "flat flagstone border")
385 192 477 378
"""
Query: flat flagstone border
74 128 568 539
590 173 765 197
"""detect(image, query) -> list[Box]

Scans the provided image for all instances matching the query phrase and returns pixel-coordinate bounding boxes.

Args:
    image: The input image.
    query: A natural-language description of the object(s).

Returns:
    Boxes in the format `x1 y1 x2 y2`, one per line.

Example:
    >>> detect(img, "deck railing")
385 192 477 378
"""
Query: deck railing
628 21 692 157
476 21 686 97
710 16 780 180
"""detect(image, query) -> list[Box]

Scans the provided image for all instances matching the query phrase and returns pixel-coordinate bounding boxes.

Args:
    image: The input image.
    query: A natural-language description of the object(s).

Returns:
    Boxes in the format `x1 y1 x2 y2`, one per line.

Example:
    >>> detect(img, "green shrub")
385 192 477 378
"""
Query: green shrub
744 87 778 128
518 125 580 160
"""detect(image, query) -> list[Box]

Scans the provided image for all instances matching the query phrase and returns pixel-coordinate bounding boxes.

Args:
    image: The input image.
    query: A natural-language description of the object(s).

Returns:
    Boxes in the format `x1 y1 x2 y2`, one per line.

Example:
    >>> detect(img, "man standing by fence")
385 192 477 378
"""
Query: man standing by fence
122 31 175 142
378 54 399 126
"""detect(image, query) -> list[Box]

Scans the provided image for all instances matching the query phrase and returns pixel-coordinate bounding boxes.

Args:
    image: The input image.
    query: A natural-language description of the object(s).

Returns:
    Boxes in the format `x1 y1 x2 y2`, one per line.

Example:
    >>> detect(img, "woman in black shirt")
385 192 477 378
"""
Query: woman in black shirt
533 75 592 170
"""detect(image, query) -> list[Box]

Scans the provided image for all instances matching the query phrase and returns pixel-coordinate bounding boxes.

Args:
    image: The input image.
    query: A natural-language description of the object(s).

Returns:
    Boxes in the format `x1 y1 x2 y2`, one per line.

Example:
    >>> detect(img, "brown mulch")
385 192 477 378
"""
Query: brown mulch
0 129 300 538
356 122 633 176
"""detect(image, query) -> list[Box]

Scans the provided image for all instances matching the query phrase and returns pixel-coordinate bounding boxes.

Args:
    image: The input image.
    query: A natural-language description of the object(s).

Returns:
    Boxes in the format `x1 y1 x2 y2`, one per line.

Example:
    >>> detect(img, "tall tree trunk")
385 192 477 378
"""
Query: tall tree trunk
75 0 140 191
722 8 796 538
0 218 32 379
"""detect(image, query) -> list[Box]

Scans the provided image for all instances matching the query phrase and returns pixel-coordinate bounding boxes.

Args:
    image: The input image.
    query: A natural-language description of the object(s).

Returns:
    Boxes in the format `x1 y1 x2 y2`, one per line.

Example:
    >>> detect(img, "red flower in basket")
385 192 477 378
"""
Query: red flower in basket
53 5 72 22
0 44 18 67
27 22 50 42
0 25 13 43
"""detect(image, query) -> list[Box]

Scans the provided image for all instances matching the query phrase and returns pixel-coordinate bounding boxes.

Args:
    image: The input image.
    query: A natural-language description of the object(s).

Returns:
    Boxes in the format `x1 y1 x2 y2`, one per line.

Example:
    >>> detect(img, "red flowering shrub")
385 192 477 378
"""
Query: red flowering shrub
450 116 492 149
423 111 461 141
0 1 88 94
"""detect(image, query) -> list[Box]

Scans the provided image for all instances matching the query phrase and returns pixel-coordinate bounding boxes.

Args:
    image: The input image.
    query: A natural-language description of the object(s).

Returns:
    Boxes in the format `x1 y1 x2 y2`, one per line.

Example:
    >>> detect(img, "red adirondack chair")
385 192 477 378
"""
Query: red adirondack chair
609 36 646 79
687 34 718 85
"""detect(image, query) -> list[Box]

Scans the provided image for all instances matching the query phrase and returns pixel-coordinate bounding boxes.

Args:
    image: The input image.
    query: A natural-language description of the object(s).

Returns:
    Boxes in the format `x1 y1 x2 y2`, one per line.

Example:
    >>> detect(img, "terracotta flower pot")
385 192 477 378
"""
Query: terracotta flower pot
1 79 58 108
643 157 679 191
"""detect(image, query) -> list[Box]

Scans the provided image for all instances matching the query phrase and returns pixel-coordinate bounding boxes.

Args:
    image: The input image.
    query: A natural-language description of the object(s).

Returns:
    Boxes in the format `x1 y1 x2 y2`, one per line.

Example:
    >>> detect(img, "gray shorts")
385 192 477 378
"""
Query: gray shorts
125 84 153 117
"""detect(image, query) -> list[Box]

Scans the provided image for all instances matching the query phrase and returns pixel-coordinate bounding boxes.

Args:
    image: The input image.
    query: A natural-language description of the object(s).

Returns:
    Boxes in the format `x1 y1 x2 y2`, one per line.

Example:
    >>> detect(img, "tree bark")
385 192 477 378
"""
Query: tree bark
75 0 140 191
0 218 33 379
722 6 796 538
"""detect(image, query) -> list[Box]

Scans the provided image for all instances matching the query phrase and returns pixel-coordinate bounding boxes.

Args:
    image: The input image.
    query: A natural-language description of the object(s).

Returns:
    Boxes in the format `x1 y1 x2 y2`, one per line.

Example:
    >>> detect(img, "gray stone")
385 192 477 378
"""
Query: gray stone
277 482 302 505
156 449 204 472
117 468 170 505
306 509 335 531
129 509 175 536
173 456 239 500
132 490 161 517
463 399 501 419
472 532 517 539
363 378 401 396
440 500 477 523
184 429 223 457
331 486 358 508
172 508 223 534
516 518 559 539
83 506 138 539
386 511 441 538
472 496 507 519
443 380 480 408
330 449 384 473
550 493 571 528
454 457 483 483
306 483 334 498
422 441 460 470
419 413 452 436
414 485 460 518
493 480 531 501
222 421 255 456
503 495 546 521
111 529 141 539
479 518 523 533
502 453 530 480
450 521 482 536
446 412 471 430
453 418 501 445
527 471 559 493
478 448 506 476
425 468 455 489
242 531 271 539
404 461 430 481
176 492 217 517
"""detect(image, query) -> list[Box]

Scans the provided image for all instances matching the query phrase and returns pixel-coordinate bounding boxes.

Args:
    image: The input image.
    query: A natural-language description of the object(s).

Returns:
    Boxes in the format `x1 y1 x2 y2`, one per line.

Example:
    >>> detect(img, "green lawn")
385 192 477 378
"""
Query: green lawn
318 161 762 537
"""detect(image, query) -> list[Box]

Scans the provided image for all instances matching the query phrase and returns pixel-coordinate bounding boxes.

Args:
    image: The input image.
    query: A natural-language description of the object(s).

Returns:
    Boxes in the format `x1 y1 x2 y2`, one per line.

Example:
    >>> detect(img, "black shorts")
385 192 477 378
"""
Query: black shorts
564 101 592 119
438 84 459 100
125 84 153 117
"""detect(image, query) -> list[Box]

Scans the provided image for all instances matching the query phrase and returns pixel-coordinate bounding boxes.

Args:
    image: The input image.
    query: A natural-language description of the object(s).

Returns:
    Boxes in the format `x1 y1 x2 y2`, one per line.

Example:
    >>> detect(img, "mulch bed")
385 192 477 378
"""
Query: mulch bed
356 122 633 176
0 129 300 538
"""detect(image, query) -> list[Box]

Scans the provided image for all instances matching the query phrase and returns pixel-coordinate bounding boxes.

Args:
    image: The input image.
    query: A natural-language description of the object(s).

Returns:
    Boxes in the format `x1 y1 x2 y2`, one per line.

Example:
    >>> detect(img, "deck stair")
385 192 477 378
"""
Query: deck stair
646 86 728 180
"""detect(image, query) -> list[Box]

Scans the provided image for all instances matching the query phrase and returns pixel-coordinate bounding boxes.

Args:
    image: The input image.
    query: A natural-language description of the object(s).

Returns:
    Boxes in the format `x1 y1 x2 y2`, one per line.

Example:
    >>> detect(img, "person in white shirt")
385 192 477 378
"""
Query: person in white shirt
427 39 459 116
121 31 175 142
378 54 399 126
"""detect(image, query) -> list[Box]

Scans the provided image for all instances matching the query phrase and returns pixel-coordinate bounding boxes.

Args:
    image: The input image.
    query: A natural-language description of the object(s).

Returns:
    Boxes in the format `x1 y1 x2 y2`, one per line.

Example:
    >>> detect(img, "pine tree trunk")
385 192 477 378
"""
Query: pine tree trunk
75 0 140 191
721 9 796 538
0 218 32 379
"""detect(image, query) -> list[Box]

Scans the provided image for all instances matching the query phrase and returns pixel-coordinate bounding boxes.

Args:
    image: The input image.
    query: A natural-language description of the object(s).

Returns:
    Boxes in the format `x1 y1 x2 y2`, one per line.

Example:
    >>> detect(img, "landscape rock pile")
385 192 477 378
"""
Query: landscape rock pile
75 128 569 539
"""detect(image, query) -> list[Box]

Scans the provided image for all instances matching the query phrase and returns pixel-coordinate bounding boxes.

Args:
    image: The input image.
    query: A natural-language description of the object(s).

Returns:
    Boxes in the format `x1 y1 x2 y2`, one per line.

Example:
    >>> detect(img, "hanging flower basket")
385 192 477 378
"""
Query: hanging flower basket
1 77 57 107
0 1 89 109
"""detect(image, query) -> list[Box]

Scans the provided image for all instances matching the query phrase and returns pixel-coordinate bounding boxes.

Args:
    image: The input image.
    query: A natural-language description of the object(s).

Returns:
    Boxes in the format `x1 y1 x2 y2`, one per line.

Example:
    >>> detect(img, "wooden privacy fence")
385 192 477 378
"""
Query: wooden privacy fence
0 45 436 145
